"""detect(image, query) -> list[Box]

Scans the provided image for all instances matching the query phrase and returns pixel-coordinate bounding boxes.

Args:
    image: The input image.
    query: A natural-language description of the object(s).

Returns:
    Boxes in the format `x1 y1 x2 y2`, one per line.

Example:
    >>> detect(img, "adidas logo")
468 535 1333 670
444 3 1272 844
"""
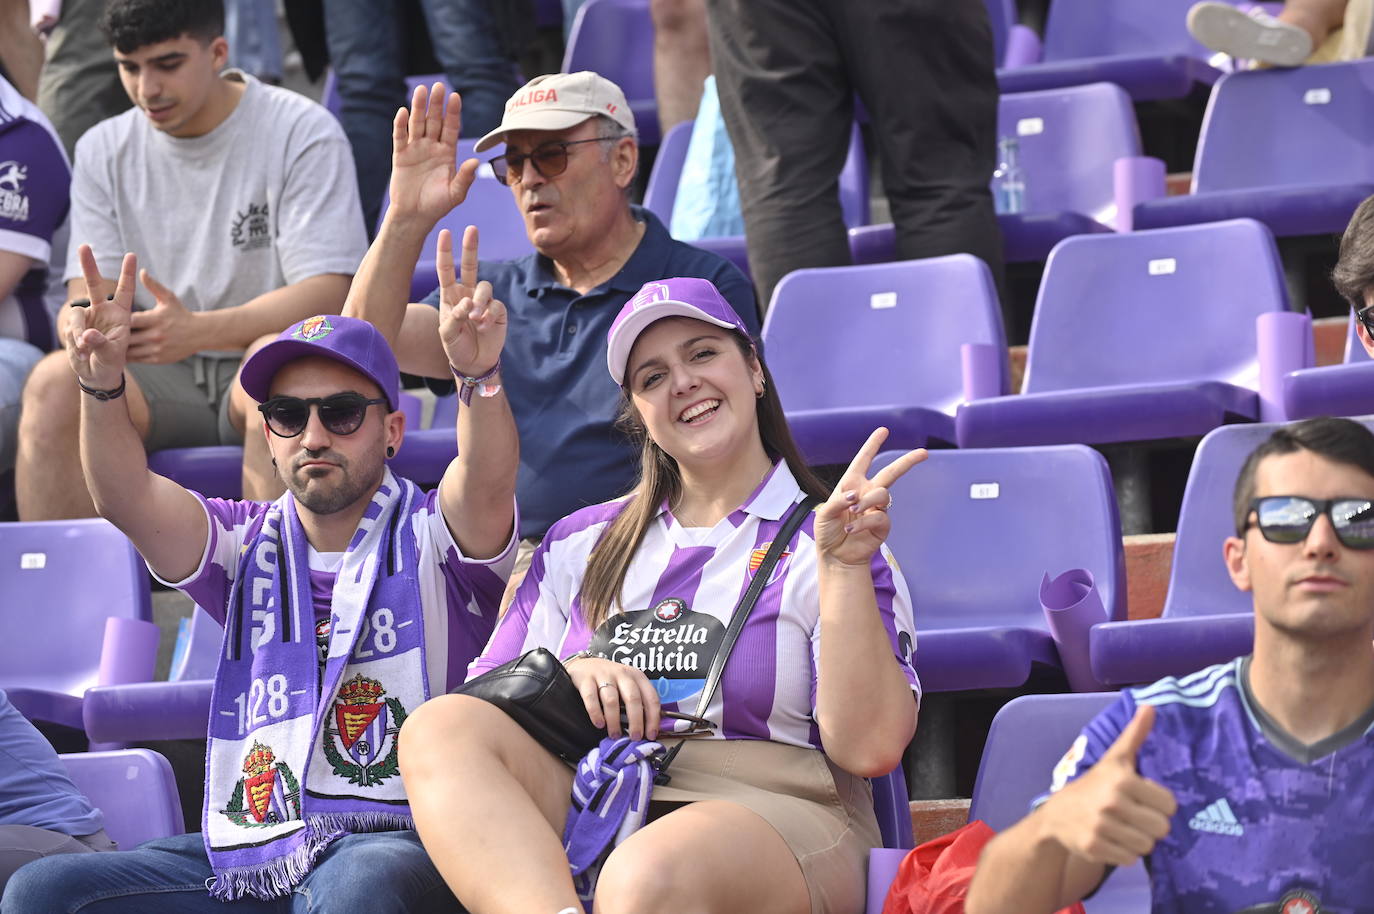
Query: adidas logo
1188 798 1244 836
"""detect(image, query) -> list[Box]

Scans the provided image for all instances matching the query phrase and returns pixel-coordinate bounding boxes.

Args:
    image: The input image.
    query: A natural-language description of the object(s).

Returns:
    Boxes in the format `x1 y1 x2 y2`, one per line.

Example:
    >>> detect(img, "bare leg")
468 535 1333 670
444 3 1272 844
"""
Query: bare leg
595 801 811 914
234 334 283 502
16 350 152 520
398 694 582 914
1279 0 1347 45
651 0 712 134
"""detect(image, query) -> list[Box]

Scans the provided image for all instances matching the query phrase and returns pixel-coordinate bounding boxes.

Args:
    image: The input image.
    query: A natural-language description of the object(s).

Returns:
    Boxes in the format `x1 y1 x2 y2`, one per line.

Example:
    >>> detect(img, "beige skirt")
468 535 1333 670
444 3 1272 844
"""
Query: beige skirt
648 738 881 914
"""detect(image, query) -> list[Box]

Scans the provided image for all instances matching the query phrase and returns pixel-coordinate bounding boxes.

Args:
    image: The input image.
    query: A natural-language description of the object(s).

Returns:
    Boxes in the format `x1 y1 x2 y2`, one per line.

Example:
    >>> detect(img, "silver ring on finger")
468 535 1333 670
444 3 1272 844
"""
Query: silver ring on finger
883 494 894 511
598 682 615 690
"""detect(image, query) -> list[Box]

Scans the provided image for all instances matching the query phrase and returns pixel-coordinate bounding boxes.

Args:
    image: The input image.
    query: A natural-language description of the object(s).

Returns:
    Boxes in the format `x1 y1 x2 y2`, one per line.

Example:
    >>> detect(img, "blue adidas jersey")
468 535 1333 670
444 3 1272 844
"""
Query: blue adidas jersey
1037 658 1374 914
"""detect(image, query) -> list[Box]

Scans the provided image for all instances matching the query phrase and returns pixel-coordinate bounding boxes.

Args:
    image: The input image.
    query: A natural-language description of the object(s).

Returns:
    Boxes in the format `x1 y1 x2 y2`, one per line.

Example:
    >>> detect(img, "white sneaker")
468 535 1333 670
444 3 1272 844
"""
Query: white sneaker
1187 1 1313 67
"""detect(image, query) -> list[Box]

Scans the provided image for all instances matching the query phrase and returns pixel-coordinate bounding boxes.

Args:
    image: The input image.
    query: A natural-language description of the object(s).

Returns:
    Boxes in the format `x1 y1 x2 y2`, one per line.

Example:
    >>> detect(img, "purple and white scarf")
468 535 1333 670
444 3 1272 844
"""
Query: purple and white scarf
203 469 430 900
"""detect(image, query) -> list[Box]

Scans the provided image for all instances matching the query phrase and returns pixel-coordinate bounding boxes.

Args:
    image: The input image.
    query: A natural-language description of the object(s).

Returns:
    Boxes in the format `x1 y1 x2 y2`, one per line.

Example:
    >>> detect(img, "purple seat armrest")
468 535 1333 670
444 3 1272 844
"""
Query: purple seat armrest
961 342 1004 401
1002 23 1041 70
1089 614 1255 687
82 680 215 743
1258 311 1313 421
1112 156 1167 232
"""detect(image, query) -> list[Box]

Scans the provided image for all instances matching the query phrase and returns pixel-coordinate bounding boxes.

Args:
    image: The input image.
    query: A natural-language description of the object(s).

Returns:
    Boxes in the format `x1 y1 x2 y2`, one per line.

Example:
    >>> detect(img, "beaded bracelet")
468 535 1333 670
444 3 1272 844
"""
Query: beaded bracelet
451 358 502 406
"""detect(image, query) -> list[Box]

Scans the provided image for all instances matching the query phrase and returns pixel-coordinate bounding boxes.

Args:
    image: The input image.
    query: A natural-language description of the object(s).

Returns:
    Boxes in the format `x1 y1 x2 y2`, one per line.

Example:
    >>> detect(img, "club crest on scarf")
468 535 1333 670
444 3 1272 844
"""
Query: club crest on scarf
223 742 302 828
322 674 407 786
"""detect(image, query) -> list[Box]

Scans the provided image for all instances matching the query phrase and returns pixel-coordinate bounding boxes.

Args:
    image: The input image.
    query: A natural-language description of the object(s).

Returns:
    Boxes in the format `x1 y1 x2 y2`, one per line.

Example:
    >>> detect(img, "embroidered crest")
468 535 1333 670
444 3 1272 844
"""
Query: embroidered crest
322 674 406 786
293 315 333 342
223 742 302 827
748 541 792 584
653 598 685 623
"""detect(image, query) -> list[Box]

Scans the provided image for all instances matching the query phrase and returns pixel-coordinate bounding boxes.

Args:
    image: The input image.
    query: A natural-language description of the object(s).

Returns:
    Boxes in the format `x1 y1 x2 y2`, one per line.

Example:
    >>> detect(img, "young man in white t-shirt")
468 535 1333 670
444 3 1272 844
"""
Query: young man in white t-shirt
15 0 368 521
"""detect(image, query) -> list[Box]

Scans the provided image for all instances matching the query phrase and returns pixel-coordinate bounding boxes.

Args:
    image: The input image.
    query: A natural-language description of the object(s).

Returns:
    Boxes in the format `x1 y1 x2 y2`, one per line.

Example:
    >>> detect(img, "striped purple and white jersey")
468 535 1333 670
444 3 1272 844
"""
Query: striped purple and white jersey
471 462 919 749
156 489 517 695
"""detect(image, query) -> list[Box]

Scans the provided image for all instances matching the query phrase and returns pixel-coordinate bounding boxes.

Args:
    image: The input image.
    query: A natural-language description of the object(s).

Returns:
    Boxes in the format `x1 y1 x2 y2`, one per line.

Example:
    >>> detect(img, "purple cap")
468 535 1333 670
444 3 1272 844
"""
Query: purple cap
239 315 400 408
606 278 753 385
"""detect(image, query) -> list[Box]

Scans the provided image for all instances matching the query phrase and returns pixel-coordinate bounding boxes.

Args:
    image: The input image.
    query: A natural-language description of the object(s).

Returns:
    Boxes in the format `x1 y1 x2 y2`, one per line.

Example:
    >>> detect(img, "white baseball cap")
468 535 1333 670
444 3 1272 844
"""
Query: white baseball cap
474 71 638 153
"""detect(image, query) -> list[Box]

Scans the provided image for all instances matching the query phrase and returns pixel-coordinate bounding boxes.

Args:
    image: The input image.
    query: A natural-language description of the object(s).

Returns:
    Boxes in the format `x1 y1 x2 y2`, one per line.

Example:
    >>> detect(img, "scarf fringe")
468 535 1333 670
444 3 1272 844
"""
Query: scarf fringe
209 813 415 900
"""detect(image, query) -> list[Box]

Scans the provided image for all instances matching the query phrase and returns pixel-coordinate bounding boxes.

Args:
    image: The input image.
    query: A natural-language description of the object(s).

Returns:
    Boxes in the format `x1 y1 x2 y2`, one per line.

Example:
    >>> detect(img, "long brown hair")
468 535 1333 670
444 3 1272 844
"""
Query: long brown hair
577 331 829 629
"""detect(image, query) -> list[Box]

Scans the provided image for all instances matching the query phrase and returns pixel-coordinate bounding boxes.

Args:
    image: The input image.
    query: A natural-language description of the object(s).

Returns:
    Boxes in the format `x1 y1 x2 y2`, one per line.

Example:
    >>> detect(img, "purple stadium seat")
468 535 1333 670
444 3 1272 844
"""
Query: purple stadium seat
761 255 1007 465
995 0 1224 101
873 445 1126 693
0 520 154 731
1133 60 1374 237
969 693 1149 912
1281 314 1374 419
377 138 533 302
985 0 1041 70
60 749 184 849
562 0 660 146
643 119 869 280
1085 419 1374 686
850 82 1149 266
956 220 1306 450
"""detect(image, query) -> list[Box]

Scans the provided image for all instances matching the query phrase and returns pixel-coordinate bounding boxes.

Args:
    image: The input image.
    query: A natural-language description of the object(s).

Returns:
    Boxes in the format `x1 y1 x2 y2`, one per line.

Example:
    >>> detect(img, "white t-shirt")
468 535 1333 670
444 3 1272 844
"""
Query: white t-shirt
65 71 368 356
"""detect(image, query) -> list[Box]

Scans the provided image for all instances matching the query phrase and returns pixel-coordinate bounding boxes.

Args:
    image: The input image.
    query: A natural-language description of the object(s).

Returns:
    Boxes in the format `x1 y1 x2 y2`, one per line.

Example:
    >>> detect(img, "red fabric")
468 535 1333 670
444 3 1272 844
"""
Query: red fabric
881 820 1087 914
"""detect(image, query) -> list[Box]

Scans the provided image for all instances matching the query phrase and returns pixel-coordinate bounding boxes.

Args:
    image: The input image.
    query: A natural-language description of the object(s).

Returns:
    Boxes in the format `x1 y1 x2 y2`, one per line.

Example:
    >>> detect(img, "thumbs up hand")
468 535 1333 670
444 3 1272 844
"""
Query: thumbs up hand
1038 706 1178 867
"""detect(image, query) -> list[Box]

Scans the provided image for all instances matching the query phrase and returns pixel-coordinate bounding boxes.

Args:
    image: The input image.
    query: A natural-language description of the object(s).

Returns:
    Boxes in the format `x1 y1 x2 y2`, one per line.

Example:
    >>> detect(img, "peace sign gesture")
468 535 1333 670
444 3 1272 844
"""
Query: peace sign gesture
388 82 480 227
814 428 927 567
66 244 136 390
436 226 505 377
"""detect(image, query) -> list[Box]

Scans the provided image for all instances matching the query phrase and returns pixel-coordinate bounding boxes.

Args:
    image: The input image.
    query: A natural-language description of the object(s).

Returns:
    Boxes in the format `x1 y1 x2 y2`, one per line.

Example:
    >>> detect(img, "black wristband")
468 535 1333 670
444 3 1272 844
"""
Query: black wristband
77 373 126 401
69 297 92 308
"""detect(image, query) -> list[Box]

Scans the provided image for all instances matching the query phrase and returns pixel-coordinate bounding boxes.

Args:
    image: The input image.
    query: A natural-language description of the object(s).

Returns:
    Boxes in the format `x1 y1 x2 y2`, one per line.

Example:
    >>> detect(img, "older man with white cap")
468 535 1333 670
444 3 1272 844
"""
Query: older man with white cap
334 72 758 602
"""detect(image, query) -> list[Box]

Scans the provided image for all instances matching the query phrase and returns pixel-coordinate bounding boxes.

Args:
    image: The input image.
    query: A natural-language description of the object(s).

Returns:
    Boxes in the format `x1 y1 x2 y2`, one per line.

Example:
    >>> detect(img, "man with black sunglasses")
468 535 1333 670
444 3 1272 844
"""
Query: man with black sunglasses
968 416 1374 914
4 239 517 913
307 74 759 609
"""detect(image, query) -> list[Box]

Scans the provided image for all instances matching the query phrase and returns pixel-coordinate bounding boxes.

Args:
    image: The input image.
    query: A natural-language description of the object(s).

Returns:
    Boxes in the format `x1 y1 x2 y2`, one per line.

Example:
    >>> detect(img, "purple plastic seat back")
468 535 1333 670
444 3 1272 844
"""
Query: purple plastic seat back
1191 60 1374 195
0 520 152 698
761 256 1006 417
874 445 1125 634
970 693 1151 913
985 0 1014 67
61 749 184 849
1039 0 1213 63
643 119 869 232
999 82 1140 225
1022 219 1289 395
562 0 660 145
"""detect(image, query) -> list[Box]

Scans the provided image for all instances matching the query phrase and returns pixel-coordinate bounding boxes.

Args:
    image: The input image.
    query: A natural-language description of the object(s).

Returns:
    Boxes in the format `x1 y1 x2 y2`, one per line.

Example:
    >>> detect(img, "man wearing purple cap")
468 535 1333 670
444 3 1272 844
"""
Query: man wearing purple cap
329 77 758 604
3 241 516 912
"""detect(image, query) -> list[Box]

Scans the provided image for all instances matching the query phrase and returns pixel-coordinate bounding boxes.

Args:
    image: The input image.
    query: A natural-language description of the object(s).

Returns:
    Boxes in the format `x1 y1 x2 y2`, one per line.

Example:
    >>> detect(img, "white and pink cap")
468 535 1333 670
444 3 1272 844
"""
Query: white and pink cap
606 278 754 386
475 71 637 153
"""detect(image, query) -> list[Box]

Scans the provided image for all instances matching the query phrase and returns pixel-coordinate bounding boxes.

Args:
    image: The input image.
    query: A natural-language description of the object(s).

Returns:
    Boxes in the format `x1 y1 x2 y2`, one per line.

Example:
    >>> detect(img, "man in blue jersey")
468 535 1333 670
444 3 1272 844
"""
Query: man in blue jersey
968 416 1374 914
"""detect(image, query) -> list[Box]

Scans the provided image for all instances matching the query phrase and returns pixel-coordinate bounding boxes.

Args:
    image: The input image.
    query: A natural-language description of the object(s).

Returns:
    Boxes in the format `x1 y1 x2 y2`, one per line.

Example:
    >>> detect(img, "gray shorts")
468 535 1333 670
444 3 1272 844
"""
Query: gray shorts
127 355 245 451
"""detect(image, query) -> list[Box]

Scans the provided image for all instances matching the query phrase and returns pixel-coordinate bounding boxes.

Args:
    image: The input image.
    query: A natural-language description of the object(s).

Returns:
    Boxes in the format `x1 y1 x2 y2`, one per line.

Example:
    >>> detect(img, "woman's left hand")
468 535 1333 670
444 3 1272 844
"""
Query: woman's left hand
814 427 927 567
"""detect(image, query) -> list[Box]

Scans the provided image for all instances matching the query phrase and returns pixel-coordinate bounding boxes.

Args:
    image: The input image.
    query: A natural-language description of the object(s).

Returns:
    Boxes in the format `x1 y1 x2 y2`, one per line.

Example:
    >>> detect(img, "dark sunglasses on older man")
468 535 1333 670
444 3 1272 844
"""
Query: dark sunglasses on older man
1245 495 1374 549
487 136 616 186
258 394 388 438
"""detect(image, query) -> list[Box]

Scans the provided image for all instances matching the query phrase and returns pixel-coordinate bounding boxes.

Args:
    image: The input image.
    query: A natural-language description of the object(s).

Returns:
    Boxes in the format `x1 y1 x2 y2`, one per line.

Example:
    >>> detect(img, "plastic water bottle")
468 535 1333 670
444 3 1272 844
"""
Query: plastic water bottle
992 135 1026 215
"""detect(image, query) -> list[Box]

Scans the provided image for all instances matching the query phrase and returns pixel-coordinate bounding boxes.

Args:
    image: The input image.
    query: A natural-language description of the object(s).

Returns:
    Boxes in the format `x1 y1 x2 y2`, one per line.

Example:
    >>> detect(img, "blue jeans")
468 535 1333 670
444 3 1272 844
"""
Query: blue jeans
0 831 464 913
324 0 518 231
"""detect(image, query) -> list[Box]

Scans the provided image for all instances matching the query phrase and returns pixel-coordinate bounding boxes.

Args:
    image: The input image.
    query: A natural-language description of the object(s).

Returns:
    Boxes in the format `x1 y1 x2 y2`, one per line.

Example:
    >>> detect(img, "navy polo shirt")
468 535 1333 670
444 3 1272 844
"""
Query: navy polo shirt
424 207 758 538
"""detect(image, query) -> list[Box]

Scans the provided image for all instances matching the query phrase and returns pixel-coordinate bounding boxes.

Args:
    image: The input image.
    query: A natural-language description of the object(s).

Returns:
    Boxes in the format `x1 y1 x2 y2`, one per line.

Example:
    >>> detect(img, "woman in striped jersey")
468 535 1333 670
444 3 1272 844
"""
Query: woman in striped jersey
400 276 925 914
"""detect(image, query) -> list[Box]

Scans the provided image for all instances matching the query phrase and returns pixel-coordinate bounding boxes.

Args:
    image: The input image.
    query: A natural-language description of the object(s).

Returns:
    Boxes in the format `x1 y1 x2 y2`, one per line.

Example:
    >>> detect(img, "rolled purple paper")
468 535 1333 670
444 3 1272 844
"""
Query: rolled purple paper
1257 310 1312 422
1003 24 1042 69
97 617 160 687
1112 156 1166 232
961 341 1003 402
1040 569 1109 692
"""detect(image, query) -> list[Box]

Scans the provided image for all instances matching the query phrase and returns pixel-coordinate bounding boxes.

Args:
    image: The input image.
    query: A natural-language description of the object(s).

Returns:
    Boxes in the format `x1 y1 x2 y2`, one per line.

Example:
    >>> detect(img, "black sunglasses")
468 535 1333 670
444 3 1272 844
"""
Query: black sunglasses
1245 495 1374 549
258 394 388 438
1358 303 1374 340
487 136 616 186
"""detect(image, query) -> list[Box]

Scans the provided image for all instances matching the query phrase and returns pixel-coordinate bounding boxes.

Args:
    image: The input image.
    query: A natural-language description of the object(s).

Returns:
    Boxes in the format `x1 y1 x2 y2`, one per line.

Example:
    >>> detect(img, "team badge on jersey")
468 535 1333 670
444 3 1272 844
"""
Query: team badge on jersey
748 541 793 585
1277 889 1322 914
1050 734 1088 792
322 674 406 786
0 160 30 222
654 598 685 622
293 315 334 342
223 742 302 828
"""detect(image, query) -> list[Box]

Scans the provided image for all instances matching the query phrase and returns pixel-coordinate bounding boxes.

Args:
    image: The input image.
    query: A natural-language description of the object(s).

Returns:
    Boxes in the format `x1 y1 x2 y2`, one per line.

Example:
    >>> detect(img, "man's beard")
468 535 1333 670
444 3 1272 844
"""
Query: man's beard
284 449 383 515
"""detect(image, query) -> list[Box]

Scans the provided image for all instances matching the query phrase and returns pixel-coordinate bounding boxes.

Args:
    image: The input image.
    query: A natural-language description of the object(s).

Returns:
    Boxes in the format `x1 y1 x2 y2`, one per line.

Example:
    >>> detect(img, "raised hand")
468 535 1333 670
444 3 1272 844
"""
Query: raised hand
128 268 203 364
436 227 505 376
1040 706 1177 867
388 82 480 227
813 427 927 567
67 244 135 389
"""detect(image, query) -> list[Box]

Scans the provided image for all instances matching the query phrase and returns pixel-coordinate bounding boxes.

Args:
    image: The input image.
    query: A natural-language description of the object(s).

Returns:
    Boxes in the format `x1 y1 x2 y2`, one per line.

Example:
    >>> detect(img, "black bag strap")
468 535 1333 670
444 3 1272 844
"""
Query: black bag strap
655 494 820 783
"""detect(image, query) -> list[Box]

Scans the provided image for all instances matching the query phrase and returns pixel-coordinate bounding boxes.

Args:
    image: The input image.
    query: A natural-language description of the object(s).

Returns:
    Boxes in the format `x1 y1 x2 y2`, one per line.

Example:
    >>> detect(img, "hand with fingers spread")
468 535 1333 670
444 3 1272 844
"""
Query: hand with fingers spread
1038 706 1177 868
565 656 662 740
67 244 136 391
127 267 204 364
388 82 480 227
814 427 928 567
436 227 506 378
